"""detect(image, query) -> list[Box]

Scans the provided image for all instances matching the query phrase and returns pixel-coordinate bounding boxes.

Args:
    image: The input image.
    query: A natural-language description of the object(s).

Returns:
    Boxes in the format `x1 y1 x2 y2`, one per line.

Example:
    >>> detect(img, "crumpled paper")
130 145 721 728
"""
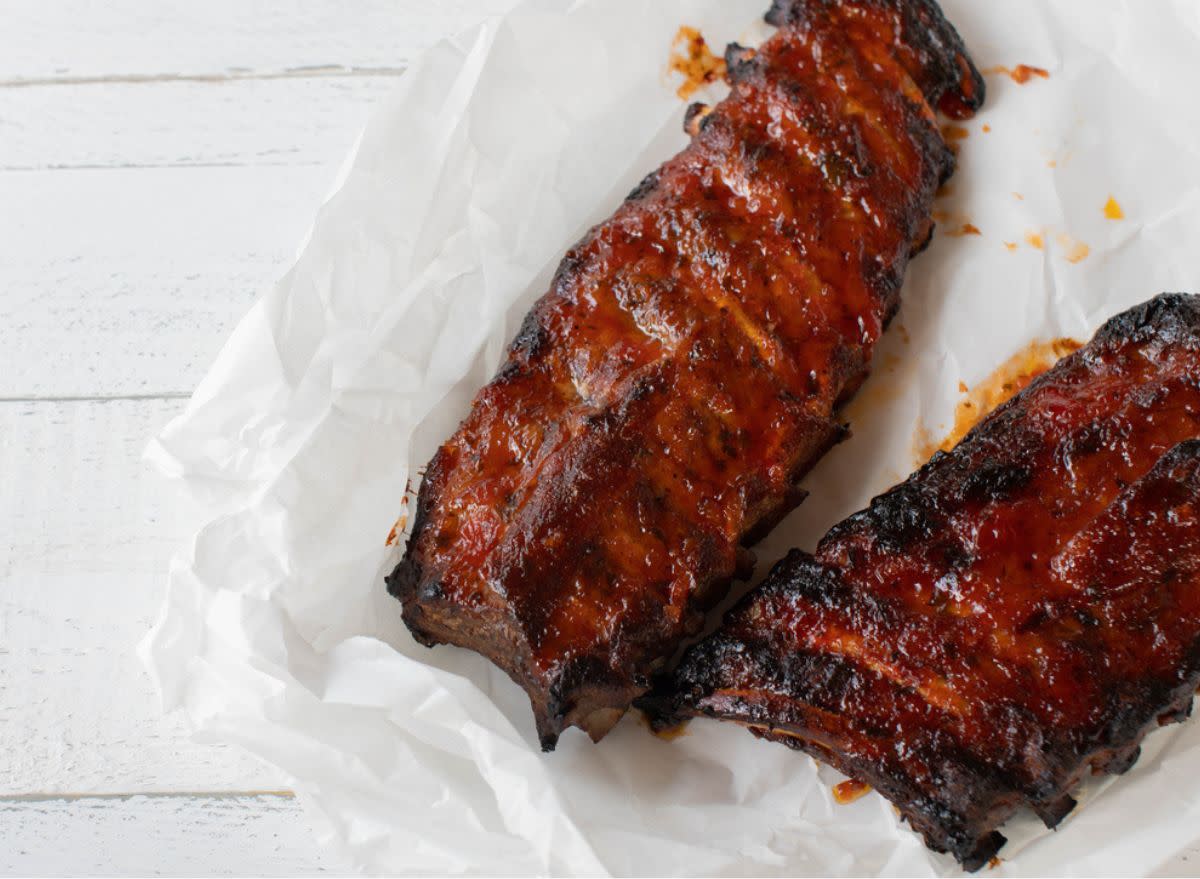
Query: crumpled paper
143 0 1200 874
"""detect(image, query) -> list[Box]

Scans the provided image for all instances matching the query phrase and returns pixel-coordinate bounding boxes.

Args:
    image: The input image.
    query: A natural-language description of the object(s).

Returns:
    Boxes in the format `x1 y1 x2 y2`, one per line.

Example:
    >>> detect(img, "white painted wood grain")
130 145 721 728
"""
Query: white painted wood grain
0 0 513 82
0 2 504 875
0 166 334 399
0 794 350 876
0 397 284 794
0 76 399 171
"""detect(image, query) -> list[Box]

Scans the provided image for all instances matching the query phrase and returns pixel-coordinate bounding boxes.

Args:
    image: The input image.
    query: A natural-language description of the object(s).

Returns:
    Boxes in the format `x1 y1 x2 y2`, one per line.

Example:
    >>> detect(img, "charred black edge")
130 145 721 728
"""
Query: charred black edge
1090 291 1200 350
724 42 760 84
683 101 715 137
764 0 985 119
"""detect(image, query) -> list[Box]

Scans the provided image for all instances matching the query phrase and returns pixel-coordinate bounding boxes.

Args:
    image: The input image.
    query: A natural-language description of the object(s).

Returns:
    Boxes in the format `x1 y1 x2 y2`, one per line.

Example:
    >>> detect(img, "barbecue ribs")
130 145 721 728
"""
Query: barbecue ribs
388 0 984 749
654 294 1200 868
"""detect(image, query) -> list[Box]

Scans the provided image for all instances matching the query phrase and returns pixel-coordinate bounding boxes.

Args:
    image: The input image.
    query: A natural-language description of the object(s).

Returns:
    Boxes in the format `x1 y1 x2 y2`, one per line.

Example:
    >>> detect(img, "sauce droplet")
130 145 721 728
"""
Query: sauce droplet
1104 195 1125 220
833 779 873 804
984 64 1050 84
1025 231 1044 250
669 26 727 100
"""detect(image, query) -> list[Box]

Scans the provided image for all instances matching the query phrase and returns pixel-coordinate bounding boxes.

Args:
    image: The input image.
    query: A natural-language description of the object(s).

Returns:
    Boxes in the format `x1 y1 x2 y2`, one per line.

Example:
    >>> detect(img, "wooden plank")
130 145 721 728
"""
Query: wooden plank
0 0 513 82
0 397 283 793
0 794 348 876
0 166 330 399
0 76 397 171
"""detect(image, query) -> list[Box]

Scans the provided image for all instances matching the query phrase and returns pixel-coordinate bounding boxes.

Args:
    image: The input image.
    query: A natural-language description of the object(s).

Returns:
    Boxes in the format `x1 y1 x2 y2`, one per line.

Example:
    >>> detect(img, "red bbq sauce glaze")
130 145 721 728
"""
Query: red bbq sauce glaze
394 0 985 747
411 2 975 678
797 317 1200 758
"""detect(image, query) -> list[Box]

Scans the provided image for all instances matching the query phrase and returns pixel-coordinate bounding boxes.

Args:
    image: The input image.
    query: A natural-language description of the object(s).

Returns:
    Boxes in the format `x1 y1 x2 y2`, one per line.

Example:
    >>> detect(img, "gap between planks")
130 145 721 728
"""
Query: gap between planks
0 65 405 89
0 393 193 404
1 162 327 173
1 791 295 803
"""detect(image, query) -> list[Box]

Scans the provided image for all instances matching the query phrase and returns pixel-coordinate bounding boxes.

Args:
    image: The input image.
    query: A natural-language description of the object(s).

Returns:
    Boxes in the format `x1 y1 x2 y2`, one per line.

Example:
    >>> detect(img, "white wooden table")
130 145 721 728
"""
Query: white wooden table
0 3 510 873
4 3 1200 876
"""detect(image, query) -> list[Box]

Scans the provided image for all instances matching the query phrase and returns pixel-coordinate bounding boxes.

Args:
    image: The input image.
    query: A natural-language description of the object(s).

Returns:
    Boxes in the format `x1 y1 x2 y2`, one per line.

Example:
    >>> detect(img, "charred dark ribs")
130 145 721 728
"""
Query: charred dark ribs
654 294 1200 869
388 0 983 749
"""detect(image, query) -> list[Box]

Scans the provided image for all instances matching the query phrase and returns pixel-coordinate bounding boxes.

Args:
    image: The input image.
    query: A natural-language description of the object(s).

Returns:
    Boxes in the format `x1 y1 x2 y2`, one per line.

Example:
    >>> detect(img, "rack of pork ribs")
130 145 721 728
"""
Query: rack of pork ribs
651 293 1200 870
388 0 984 749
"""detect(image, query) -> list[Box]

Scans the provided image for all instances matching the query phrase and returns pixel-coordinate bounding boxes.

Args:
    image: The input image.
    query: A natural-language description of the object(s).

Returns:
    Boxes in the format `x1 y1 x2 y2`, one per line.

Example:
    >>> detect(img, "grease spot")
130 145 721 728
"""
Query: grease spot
1057 233 1090 264
934 209 978 238
1025 231 1044 250
1104 195 1125 220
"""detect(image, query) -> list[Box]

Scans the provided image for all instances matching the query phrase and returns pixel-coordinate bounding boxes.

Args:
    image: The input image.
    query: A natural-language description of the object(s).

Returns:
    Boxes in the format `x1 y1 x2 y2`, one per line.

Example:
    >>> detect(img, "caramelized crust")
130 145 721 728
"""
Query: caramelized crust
388 0 984 749
656 294 1200 868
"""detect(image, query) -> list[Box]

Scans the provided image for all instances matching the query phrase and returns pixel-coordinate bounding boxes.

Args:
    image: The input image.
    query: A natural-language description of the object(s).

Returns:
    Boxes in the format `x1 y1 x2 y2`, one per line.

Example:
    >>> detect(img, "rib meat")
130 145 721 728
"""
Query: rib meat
654 294 1200 868
388 0 984 749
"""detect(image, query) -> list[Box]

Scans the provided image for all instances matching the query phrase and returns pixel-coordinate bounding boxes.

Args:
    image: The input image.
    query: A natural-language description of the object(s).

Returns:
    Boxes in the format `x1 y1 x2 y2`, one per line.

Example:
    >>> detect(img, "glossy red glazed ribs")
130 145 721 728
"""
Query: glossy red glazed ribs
657 294 1200 868
388 0 984 749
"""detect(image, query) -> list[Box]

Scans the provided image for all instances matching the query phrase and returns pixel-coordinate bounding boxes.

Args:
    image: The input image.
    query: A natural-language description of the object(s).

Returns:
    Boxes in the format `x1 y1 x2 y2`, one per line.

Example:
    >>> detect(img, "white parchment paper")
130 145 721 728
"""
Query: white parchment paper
143 0 1200 874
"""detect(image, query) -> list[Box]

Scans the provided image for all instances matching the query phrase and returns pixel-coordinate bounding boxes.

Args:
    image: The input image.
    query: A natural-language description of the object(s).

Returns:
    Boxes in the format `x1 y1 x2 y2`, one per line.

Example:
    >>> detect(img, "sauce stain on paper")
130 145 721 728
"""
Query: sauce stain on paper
1104 196 1125 220
1011 227 1091 263
670 26 727 99
915 338 1082 463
